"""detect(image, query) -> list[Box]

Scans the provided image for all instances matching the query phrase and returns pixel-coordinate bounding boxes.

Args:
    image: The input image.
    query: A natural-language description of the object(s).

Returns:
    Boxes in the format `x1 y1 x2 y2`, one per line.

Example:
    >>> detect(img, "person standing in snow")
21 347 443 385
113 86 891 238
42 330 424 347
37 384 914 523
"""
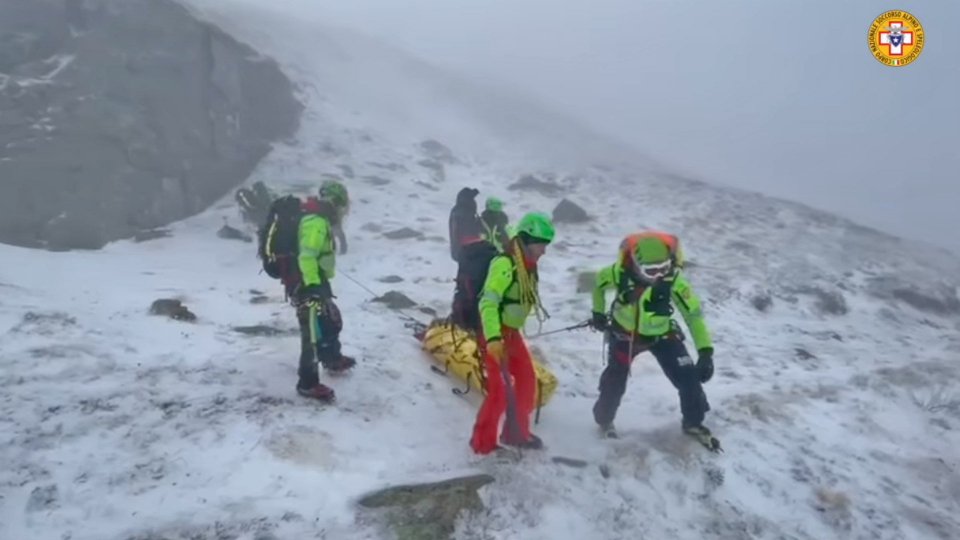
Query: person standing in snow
470 212 555 454
293 181 356 401
479 196 510 253
319 180 350 255
588 231 716 444
448 188 499 332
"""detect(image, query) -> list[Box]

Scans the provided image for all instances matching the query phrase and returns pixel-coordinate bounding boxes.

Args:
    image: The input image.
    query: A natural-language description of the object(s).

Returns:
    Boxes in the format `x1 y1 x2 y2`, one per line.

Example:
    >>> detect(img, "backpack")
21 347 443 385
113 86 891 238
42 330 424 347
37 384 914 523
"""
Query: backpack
452 241 503 331
257 195 304 287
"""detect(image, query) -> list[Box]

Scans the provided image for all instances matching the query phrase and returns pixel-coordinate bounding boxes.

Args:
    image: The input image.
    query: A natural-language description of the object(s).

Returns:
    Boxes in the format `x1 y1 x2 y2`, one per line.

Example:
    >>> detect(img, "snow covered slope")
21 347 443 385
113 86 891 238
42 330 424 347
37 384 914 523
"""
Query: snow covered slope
2 2 959 539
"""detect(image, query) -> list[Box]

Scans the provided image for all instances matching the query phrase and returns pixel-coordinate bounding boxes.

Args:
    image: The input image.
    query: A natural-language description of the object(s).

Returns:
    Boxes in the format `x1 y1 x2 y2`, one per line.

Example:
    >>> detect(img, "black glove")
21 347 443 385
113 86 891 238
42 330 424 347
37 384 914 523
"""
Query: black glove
644 279 674 316
696 347 714 383
298 282 333 305
590 311 608 331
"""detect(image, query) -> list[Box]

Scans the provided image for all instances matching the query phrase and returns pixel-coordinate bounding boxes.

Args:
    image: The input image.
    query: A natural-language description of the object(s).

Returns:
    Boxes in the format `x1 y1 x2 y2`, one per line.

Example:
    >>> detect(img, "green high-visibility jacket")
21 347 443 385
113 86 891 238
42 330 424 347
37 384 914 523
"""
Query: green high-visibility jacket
297 214 336 286
592 262 713 351
479 255 535 342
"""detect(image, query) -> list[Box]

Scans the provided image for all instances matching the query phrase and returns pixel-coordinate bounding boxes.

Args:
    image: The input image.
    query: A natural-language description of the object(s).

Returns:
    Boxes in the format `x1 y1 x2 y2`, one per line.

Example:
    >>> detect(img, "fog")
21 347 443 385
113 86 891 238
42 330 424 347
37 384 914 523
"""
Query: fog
308 0 958 251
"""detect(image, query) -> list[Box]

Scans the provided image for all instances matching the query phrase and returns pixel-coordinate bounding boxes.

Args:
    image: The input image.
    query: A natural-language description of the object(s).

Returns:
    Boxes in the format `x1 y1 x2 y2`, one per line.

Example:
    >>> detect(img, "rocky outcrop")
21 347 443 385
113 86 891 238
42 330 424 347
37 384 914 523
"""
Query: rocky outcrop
0 0 302 250
357 474 495 540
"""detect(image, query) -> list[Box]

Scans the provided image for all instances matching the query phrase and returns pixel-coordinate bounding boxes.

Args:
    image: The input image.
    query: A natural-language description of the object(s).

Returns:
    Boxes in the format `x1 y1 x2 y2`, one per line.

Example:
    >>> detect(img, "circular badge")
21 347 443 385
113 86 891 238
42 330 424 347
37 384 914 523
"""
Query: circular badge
868 10 924 67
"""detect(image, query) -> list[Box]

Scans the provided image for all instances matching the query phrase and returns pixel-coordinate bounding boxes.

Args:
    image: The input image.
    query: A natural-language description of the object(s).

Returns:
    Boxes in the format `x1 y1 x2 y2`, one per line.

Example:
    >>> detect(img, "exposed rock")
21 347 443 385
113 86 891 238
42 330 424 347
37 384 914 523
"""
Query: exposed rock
26 484 59 513
357 474 494 540
552 198 590 224
133 229 172 243
509 174 563 196
367 162 408 172
0 0 302 250
372 291 418 310
231 325 294 337
892 288 960 316
383 228 424 240
795 348 816 360
379 275 404 284
12 311 77 335
149 299 196 322
418 139 456 164
361 223 384 233
796 286 848 316
414 180 440 192
751 293 773 312
417 159 445 182
217 224 253 243
867 276 960 317
552 456 588 468
363 175 391 186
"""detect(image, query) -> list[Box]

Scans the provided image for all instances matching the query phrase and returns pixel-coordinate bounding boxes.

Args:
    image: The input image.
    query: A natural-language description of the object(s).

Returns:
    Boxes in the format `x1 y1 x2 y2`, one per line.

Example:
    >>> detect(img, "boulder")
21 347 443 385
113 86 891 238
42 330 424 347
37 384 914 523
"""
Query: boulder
0 0 302 250
372 291 417 310
552 198 590 224
357 474 494 540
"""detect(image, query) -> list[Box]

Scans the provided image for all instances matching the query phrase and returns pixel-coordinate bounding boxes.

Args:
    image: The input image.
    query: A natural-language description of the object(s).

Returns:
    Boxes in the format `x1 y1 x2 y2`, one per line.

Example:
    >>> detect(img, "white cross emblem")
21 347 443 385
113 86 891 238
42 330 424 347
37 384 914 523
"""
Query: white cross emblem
879 22 914 56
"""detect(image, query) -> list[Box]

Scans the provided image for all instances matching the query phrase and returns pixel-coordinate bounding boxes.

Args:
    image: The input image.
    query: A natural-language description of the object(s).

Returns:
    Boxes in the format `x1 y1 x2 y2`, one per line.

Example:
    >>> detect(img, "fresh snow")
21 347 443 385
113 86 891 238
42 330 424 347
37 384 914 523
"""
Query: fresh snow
1 2 959 539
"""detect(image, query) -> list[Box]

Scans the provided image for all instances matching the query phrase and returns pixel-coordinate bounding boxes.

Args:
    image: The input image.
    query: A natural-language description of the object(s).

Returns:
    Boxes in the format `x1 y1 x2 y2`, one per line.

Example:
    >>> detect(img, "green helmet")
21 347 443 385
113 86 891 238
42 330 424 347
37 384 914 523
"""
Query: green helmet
633 237 670 263
485 197 504 212
319 180 349 210
514 212 555 244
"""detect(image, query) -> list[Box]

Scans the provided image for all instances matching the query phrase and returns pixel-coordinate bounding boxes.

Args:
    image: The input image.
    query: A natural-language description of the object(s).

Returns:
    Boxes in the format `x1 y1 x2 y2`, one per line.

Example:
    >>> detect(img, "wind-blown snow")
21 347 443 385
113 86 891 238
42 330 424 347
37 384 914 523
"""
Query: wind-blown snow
1 2 959 539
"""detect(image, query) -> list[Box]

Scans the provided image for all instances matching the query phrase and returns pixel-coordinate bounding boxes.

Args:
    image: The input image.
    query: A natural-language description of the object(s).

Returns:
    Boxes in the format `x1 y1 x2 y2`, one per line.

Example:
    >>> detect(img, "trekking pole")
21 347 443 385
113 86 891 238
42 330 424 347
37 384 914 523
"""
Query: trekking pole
500 359 524 460
308 303 320 369
525 320 591 339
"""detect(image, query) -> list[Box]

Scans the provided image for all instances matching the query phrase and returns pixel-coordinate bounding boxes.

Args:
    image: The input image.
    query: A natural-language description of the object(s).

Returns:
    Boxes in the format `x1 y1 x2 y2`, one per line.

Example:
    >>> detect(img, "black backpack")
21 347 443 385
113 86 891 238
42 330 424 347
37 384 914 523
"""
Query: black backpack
257 195 304 286
451 242 502 330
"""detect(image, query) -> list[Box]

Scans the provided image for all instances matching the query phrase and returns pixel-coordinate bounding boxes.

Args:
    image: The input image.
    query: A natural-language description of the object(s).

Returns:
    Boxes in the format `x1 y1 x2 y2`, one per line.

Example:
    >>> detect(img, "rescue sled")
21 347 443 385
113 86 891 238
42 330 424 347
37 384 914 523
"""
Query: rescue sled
418 319 558 408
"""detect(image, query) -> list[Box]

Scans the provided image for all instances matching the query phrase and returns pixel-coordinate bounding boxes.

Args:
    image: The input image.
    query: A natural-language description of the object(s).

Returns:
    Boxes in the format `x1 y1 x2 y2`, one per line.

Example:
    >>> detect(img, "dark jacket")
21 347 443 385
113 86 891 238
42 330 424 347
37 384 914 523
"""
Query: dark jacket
449 188 485 262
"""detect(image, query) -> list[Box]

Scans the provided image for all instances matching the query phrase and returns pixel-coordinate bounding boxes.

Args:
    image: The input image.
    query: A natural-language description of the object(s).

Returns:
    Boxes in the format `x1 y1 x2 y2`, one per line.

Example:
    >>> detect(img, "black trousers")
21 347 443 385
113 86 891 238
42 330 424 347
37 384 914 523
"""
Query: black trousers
592 326 709 429
296 299 343 387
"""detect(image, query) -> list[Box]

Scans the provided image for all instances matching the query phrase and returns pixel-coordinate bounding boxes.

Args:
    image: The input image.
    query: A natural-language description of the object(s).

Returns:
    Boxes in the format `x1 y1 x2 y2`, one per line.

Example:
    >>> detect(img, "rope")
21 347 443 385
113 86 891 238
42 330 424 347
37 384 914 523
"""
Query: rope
509 239 549 330
339 270 428 327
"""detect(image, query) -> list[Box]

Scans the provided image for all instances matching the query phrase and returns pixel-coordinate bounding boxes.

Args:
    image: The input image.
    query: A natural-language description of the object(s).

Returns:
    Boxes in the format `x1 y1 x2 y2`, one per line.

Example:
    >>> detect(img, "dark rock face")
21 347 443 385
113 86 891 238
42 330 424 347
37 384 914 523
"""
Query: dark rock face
0 0 302 250
552 198 590 224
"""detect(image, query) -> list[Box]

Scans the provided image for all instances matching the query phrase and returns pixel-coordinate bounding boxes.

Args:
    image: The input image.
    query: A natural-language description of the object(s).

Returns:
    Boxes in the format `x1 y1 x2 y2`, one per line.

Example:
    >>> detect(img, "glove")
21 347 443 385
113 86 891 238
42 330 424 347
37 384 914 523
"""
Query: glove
298 282 332 305
485 339 505 364
696 347 714 383
590 311 608 331
644 279 674 316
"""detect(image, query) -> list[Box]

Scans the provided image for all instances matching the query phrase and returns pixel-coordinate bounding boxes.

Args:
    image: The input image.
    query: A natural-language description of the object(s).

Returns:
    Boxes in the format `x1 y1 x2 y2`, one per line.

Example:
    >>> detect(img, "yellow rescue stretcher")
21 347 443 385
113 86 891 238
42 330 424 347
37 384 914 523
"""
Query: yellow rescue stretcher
419 320 559 411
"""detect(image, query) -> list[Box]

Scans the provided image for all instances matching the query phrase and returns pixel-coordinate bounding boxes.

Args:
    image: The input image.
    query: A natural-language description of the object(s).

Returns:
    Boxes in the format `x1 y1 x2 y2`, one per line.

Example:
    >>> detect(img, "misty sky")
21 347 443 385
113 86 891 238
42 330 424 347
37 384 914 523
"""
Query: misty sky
311 0 959 252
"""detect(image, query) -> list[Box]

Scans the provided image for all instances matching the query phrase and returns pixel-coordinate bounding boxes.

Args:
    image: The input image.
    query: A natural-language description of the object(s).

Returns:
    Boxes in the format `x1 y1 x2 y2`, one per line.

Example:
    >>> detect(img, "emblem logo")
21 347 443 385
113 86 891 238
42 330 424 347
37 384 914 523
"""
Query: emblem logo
868 10 924 67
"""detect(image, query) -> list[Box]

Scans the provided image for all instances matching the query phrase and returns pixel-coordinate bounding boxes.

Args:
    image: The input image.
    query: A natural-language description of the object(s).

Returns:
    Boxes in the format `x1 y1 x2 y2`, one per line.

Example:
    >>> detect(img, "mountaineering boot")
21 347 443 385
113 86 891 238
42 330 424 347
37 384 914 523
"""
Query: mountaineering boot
598 423 619 439
322 354 356 373
500 432 544 450
296 382 335 402
683 423 721 452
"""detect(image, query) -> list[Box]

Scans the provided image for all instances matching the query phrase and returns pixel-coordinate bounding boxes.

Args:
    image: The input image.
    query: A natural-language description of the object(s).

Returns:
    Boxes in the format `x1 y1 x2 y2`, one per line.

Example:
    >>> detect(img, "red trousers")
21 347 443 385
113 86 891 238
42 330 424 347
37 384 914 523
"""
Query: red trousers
470 328 536 454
